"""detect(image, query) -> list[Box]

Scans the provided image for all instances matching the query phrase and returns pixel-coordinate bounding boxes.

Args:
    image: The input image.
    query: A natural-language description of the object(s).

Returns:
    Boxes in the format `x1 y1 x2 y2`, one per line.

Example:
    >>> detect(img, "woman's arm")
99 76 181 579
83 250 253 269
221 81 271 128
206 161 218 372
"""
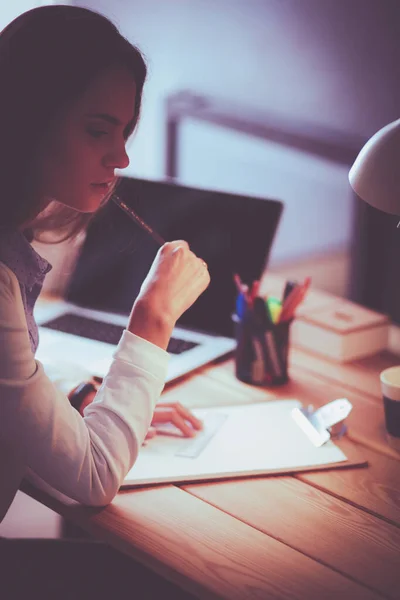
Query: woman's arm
0 240 209 513
0 263 169 507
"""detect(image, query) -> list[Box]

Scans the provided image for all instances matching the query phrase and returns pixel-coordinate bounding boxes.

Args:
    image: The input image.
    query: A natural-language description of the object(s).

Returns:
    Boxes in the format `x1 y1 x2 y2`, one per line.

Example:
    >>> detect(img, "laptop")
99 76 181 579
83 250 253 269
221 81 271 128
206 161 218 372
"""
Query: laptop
34 176 283 383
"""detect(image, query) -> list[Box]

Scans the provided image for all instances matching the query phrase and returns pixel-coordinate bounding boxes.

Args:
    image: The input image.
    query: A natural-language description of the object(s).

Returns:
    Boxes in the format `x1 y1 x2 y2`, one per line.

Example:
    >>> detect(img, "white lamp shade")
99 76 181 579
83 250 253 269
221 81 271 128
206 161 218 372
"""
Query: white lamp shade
349 118 400 215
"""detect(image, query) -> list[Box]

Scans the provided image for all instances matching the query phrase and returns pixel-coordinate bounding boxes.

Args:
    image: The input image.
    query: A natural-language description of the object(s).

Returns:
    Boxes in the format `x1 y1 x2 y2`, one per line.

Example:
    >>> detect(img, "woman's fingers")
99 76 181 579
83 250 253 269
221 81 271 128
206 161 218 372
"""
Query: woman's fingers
170 402 203 431
169 411 197 437
152 403 203 437
160 402 203 429
144 426 157 440
136 238 210 327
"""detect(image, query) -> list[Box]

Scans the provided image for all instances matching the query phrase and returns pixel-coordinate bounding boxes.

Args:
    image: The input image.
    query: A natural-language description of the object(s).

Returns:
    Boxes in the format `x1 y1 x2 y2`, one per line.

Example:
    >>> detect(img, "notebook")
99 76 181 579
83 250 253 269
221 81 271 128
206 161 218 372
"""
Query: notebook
122 400 366 487
34 176 283 383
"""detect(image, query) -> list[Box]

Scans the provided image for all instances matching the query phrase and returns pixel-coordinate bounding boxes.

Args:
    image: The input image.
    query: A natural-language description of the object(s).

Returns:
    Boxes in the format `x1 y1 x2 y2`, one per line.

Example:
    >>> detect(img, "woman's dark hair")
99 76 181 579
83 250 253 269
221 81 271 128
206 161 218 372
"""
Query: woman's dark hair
0 5 147 242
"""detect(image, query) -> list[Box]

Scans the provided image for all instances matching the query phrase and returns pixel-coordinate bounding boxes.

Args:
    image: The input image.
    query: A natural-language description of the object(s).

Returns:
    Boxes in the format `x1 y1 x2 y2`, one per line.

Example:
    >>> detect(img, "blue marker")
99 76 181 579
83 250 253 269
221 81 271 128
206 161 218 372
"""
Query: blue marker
236 292 248 320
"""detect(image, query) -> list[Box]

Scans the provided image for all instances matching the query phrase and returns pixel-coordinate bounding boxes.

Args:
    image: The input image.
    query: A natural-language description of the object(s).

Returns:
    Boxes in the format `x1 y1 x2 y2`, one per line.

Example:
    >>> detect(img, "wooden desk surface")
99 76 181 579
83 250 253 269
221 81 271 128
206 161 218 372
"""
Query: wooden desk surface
24 285 400 599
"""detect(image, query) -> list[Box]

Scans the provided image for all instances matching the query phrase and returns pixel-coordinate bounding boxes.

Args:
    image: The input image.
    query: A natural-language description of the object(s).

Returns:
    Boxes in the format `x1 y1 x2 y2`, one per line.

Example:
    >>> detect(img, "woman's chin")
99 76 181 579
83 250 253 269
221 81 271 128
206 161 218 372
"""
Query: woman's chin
72 194 105 213
57 187 109 213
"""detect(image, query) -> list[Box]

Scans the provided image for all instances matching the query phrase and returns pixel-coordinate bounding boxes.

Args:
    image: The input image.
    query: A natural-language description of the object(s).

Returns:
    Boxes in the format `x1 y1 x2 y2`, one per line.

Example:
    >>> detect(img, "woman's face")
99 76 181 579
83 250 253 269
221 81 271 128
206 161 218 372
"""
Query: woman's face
33 65 136 213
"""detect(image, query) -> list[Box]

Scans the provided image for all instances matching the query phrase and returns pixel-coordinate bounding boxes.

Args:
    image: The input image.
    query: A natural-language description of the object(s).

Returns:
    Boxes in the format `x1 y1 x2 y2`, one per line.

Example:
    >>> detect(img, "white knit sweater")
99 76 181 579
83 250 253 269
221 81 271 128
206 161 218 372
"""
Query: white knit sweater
0 261 170 522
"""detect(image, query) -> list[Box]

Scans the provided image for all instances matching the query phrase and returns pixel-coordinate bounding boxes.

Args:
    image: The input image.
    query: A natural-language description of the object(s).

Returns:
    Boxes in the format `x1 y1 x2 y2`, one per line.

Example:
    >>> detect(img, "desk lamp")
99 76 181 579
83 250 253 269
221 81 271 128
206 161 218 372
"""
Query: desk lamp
349 117 400 452
349 117 400 217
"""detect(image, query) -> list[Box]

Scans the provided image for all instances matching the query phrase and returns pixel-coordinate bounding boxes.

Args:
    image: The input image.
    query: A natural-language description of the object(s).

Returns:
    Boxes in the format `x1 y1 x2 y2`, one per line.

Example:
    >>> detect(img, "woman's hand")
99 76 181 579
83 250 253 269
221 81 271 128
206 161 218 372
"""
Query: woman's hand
138 240 210 324
128 241 210 349
68 386 202 442
145 402 203 441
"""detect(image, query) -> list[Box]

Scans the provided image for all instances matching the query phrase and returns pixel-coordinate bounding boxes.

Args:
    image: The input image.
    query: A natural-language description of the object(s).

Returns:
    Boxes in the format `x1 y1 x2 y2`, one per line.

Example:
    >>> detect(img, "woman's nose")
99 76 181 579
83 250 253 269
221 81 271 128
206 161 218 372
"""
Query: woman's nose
105 145 130 170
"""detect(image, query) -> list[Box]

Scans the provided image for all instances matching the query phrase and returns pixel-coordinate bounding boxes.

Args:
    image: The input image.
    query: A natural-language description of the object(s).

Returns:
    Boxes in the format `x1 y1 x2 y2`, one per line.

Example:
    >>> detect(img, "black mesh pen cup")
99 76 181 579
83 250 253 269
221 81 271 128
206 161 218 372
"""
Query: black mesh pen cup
232 312 293 386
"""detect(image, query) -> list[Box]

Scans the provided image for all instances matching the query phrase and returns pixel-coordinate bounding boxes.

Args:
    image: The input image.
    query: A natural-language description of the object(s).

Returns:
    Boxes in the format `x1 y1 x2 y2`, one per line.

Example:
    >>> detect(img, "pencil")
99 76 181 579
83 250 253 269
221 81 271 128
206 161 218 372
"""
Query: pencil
112 195 165 247
233 273 244 294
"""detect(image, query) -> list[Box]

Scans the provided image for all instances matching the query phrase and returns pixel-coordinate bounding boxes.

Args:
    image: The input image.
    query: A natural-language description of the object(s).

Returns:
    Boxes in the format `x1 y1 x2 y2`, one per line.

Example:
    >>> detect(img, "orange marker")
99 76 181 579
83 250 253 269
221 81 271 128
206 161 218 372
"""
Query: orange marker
279 277 311 322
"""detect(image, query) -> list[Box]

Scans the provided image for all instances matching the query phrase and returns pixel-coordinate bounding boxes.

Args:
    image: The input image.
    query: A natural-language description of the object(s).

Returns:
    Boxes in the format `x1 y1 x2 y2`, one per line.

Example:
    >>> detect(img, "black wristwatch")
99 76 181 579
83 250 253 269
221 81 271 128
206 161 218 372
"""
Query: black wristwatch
69 381 96 412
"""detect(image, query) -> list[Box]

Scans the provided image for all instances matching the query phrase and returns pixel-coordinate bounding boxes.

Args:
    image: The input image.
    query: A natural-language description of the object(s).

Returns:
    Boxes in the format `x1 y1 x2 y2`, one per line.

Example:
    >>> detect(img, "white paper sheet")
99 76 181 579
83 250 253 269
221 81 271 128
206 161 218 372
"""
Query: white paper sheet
123 400 347 486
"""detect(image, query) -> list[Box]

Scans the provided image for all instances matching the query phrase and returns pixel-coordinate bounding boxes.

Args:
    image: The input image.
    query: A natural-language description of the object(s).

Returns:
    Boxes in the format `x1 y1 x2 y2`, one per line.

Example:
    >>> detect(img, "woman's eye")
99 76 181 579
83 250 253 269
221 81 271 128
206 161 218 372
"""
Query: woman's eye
87 129 108 138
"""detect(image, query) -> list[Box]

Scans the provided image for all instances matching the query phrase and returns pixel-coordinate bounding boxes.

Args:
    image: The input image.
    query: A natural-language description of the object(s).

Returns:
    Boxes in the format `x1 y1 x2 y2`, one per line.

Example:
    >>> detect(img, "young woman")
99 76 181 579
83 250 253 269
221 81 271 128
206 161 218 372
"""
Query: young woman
0 5 209 598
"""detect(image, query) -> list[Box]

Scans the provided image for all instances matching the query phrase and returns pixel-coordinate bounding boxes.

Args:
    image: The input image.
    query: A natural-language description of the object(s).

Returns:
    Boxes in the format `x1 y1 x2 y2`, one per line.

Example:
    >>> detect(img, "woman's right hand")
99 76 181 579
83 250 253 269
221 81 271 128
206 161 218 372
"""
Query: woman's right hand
127 240 210 349
137 240 210 323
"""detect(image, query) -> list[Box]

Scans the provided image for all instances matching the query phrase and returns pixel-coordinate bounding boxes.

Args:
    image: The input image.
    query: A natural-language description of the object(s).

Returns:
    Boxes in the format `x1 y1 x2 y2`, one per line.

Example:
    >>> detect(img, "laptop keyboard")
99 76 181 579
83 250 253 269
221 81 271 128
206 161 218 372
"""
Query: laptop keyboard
40 313 199 355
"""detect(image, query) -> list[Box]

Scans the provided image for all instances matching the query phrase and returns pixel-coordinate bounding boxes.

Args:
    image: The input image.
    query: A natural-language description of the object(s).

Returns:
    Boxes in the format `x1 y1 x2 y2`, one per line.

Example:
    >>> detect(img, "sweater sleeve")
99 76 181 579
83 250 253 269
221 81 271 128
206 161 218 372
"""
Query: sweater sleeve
0 262 170 507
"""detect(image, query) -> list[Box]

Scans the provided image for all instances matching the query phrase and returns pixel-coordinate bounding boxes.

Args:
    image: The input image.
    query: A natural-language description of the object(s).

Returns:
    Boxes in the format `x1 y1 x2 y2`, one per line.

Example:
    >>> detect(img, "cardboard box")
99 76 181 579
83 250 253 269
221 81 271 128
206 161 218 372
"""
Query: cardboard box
291 299 390 361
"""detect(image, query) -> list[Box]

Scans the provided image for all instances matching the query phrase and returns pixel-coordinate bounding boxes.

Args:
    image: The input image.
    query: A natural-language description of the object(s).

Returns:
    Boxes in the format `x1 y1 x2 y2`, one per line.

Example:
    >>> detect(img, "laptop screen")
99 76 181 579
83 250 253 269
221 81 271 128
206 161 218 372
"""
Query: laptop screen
66 176 283 338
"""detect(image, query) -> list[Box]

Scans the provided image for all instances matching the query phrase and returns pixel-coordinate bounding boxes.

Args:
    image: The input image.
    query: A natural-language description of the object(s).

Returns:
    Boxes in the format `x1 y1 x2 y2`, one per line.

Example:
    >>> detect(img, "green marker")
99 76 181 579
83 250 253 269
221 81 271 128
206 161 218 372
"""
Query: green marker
266 296 282 323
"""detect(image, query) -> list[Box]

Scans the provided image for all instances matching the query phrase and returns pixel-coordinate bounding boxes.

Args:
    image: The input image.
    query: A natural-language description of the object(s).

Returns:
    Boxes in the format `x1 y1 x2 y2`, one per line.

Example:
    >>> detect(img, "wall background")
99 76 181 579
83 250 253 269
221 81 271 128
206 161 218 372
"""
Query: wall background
3 1 400 290
66 0 400 272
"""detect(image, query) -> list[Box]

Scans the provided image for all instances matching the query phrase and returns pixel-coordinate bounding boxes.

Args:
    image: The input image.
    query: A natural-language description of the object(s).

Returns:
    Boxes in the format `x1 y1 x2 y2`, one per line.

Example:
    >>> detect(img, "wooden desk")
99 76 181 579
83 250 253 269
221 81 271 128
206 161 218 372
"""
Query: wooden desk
23 288 400 599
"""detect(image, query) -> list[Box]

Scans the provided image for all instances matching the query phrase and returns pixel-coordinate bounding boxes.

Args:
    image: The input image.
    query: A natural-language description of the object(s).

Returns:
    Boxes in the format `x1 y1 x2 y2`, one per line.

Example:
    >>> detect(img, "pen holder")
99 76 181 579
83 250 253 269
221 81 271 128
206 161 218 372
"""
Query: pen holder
232 312 292 386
